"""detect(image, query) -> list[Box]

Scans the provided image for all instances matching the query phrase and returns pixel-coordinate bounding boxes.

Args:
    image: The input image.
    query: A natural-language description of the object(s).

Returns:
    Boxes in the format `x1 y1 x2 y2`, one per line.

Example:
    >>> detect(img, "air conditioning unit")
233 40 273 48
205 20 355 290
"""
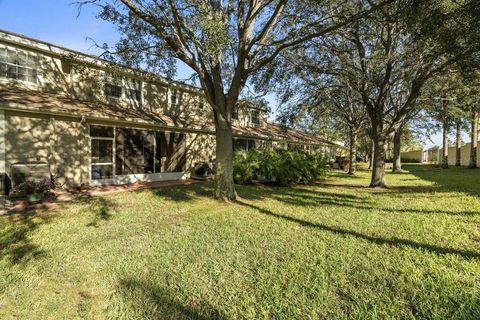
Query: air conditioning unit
11 163 50 188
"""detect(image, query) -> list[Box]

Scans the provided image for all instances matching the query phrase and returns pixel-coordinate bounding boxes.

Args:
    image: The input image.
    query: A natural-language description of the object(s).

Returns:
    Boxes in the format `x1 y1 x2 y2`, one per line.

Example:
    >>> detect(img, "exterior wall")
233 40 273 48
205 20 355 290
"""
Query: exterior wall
51 117 89 187
185 132 216 170
400 149 423 163
3 110 219 188
232 106 268 128
6 111 51 164
438 143 480 166
5 111 90 188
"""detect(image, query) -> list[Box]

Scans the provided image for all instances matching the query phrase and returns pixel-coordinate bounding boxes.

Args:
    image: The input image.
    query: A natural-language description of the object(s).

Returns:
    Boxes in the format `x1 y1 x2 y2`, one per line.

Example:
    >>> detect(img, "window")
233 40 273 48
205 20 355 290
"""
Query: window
233 138 256 151
250 110 261 125
170 89 179 105
104 73 123 98
0 46 38 83
124 78 142 102
91 139 113 163
104 83 122 98
90 125 114 180
104 73 142 101
232 106 239 120
198 98 205 110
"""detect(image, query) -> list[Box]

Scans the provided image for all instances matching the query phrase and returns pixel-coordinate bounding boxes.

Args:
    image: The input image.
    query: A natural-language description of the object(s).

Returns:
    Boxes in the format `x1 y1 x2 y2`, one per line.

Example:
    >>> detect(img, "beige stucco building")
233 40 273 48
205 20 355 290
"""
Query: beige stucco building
0 29 341 192
400 149 424 163
401 145 480 166
438 143 480 166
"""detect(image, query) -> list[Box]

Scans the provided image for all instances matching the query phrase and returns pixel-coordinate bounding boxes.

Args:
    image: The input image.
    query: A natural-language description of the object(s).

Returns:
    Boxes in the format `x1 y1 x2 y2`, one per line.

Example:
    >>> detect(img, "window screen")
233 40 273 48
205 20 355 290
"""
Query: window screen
90 125 114 137
115 128 155 175
156 132 186 172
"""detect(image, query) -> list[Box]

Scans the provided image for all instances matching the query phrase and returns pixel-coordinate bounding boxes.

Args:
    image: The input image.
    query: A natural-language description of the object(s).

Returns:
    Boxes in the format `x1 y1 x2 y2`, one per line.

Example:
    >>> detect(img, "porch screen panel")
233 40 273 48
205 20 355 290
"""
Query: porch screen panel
144 131 155 173
233 138 248 151
90 125 114 180
124 129 144 174
156 132 186 172
233 138 256 151
115 128 155 175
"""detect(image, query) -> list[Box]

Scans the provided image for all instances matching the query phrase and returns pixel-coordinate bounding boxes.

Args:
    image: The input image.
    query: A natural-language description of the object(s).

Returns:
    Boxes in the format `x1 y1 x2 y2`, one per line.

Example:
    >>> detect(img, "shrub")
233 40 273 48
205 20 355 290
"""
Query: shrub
233 148 328 185
9 178 55 199
401 157 421 163
232 149 262 184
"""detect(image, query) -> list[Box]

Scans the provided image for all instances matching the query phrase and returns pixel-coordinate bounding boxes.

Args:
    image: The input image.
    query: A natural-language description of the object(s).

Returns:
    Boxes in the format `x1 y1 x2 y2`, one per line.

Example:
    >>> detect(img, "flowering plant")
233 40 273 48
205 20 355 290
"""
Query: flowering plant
9 177 55 199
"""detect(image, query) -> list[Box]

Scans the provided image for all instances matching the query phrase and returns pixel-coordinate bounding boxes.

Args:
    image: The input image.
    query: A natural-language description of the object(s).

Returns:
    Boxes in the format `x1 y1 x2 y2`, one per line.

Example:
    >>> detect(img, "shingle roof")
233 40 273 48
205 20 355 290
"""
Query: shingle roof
0 87 341 147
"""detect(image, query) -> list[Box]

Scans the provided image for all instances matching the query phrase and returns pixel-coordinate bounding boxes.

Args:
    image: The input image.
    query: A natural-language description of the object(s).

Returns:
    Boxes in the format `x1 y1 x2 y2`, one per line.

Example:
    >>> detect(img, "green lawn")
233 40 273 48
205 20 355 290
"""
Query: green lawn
1 165 479 319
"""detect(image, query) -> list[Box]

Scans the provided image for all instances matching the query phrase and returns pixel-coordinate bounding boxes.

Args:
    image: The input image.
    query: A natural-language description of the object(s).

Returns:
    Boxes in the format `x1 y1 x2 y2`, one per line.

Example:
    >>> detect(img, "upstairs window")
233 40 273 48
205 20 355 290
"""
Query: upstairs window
104 73 123 99
198 98 205 110
124 78 142 102
104 73 142 101
0 46 38 83
170 89 179 105
250 110 261 125
232 106 239 120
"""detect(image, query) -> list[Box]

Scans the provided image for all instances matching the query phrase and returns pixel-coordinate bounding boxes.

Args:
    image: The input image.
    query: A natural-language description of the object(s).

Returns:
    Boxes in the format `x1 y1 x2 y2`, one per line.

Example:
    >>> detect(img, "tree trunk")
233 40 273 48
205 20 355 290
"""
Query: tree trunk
214 116 237 201
455 121 461 166
392 126 403 173
370 133 388 187
348 129 357 174
469 110 478 168
368 142 374 170
441 120 449 169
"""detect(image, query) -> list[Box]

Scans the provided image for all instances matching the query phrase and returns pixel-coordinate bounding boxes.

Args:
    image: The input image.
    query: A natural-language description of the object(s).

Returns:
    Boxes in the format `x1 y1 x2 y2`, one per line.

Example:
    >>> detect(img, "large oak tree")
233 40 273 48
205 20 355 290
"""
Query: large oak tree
78 0 390 200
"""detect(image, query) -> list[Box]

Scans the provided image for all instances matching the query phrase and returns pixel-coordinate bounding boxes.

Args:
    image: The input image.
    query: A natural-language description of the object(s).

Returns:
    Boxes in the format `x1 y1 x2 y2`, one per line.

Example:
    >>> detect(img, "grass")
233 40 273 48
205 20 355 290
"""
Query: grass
0 164 479 319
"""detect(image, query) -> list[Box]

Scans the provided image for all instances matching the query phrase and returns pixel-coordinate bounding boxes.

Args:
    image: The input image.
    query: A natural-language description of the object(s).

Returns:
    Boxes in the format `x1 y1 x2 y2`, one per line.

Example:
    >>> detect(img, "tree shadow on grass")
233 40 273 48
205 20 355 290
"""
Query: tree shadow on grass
404 164 480 197
0 209 52 266
79 196 114 227
147 181 479 217
235 200 480 260
150 182 215 202
116 278 226 319
262 187 480 217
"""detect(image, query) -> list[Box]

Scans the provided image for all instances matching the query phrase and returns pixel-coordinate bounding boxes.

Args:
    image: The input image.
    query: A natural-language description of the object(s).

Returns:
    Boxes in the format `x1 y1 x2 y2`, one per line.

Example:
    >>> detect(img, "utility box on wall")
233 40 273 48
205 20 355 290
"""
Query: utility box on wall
10 163 50 188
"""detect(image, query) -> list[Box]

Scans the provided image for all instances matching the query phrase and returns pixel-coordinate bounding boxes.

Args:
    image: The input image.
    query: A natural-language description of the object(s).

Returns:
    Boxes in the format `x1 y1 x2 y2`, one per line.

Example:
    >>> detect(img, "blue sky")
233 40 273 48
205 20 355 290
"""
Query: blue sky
0 0 445 147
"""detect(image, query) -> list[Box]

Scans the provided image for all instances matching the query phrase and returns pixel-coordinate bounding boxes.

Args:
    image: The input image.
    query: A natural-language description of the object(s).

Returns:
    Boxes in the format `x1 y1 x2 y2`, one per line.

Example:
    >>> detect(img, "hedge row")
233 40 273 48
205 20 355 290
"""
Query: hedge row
233 149 328 185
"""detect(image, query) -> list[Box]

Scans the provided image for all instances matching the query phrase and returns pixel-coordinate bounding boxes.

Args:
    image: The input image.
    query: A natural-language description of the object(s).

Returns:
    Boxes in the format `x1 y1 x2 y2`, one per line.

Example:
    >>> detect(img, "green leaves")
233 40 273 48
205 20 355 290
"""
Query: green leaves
197 8 230 57
233 148 328 185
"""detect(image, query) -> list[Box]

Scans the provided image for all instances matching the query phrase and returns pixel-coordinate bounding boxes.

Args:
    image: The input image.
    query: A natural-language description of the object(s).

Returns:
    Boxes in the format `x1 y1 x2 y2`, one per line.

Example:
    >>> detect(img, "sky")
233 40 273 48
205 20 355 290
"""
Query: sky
0 0 445 147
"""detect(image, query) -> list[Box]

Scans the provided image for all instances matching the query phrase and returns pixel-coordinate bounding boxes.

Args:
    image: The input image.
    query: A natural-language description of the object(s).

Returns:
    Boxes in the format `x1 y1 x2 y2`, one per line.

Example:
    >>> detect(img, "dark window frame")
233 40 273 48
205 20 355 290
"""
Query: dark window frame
232 106 239 120
250 110 261 125
170 89 179 105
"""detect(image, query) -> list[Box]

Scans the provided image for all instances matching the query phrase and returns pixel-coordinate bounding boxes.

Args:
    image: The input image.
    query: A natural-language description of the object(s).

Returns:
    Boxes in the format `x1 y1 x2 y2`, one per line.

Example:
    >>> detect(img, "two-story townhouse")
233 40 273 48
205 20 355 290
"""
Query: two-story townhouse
0 28 342 192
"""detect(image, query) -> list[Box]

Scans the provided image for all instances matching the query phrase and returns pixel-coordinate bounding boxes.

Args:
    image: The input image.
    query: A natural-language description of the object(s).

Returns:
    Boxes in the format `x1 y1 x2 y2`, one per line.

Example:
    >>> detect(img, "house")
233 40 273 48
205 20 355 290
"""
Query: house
0 28 341 192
